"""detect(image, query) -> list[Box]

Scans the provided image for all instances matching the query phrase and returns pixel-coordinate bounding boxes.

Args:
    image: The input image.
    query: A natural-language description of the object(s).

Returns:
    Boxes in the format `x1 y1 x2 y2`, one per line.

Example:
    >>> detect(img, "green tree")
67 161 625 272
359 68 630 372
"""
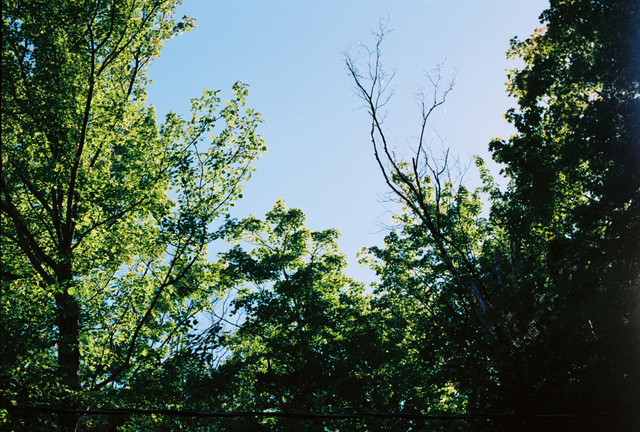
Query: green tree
363 182 502 416
187 201 379 432
1 1 264 429
346 26 528 417
489 0 640 416
348 1 640 429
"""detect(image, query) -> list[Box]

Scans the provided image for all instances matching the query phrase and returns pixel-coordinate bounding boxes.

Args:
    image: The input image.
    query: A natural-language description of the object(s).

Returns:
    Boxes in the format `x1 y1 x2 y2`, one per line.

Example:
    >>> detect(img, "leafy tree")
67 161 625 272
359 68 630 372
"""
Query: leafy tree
348 1 640 429
489 0 640 416
1 0 264 429
186 201 376 431
346 26 528 417
363 182 502 414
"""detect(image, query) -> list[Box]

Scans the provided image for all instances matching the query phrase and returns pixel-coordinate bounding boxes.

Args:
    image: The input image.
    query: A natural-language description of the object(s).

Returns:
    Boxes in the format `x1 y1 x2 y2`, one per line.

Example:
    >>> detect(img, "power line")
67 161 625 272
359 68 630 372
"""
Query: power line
2 405 637 423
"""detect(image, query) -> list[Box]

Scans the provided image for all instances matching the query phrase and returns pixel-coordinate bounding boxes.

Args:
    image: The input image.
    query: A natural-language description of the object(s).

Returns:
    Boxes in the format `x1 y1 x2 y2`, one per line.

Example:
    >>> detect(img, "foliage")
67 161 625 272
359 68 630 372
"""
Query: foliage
2 0 639 431
349 1 640 430
489 0 640 415
1 0 264 430
363 169 503 414
185 201 378 431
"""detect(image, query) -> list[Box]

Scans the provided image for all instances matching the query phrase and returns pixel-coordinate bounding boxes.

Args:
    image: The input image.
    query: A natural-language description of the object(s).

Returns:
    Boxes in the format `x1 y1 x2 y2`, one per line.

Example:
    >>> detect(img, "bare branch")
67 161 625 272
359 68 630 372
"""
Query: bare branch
346 25 501 343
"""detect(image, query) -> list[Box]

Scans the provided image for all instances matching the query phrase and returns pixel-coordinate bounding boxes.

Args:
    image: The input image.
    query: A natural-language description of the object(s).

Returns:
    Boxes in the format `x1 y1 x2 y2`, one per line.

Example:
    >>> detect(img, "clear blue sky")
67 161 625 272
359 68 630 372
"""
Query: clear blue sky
147 0 549 283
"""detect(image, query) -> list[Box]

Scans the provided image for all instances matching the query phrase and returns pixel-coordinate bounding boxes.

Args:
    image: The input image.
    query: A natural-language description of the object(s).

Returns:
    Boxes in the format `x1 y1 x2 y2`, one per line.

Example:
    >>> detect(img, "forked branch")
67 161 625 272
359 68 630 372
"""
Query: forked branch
346 26 500 342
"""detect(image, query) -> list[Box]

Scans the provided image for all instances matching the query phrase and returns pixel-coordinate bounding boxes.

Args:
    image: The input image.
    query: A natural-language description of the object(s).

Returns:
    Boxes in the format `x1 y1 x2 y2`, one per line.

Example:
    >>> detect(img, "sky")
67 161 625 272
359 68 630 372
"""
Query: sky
146 0 549 283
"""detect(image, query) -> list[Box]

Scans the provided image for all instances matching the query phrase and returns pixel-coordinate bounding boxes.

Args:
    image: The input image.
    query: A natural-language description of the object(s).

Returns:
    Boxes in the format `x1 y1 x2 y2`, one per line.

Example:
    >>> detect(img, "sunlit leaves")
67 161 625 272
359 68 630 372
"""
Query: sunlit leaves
1 1 265 427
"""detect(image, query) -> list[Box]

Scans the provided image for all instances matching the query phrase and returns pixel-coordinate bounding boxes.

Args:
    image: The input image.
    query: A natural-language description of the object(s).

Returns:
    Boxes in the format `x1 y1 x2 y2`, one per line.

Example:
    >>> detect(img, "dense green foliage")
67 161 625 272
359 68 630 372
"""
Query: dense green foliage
1 0 638 431
1 0 264 430
188 201 372 431
347 0 639 430
487 0 640 416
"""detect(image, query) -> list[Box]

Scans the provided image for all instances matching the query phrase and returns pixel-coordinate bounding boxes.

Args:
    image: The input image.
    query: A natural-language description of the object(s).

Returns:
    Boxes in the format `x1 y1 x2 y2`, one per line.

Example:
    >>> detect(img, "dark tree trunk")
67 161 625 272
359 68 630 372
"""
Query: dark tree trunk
55 273 81 430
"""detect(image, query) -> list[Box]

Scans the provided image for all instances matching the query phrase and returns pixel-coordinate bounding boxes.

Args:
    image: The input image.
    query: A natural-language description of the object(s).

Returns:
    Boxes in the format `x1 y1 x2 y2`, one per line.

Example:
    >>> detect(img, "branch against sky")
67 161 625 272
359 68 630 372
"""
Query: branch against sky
1 1 264 429
345 26 503 341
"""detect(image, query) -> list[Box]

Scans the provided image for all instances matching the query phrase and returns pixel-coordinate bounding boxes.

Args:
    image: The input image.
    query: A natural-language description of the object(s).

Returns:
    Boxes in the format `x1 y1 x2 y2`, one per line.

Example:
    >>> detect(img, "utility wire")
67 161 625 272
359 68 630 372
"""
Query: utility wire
2 405 637 423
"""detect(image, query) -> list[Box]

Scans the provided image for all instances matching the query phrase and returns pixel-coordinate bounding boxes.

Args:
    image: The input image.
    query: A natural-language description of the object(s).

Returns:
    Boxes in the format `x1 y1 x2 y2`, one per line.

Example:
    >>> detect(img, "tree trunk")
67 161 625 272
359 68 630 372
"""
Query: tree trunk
55 281 80 430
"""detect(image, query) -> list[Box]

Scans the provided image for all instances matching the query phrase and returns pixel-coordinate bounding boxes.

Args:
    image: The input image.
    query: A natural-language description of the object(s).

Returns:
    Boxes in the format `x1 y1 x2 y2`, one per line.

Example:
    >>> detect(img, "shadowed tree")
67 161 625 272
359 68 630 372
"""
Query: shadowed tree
348 1 640 429
189 201 375 431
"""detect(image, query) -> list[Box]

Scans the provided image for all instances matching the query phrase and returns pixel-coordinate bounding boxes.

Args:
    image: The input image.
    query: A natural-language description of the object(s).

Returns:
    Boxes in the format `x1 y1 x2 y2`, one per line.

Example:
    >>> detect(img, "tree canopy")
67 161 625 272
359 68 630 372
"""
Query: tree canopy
346 0 639 429
2 0 638 431
2 0 264 429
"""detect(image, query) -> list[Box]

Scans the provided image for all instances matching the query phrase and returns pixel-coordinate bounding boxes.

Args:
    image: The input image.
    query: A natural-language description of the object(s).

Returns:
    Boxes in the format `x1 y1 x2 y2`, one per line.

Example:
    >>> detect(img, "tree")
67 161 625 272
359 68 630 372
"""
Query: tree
489 0 640 416
187 201 376 432
346 24 525 411
1 1 265 429
363 201 501 413
348 2 639 428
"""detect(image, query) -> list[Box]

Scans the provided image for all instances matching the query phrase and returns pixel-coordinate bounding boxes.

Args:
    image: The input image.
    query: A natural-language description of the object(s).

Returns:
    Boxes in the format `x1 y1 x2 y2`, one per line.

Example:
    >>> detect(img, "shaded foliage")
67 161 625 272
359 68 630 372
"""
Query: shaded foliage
349 1 639 430
489 0 640 415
